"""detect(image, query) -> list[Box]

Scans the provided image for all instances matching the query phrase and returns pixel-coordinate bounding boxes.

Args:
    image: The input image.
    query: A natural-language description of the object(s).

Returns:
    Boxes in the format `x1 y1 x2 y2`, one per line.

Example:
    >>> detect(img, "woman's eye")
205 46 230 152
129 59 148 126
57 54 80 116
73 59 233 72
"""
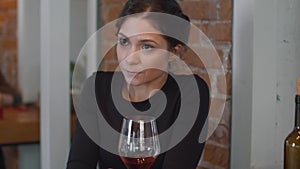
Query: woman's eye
119 38 129 46
141 44 154 50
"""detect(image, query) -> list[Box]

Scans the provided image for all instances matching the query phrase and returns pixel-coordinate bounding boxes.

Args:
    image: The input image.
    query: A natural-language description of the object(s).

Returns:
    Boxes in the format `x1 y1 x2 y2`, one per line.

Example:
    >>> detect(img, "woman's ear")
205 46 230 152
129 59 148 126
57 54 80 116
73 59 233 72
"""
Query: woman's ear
168 44 183 62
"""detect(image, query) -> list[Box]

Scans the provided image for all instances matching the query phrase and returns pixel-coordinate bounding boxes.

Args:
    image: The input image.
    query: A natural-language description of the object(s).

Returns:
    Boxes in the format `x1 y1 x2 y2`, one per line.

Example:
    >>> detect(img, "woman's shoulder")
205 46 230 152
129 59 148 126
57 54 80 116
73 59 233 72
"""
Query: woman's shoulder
94 71 123 79
94 71 114 78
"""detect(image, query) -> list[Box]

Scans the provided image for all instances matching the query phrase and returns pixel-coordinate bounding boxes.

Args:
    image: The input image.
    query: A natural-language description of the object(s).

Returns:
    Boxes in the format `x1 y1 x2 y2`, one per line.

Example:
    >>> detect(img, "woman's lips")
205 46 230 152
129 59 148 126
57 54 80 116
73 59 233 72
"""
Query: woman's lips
125 70 140 77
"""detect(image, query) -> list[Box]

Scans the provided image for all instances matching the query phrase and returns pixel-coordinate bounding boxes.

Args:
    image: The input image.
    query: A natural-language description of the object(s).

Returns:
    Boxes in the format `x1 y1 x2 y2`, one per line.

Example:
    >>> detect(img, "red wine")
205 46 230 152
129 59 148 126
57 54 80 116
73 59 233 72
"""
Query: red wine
284 78 300 169
121 156 155 169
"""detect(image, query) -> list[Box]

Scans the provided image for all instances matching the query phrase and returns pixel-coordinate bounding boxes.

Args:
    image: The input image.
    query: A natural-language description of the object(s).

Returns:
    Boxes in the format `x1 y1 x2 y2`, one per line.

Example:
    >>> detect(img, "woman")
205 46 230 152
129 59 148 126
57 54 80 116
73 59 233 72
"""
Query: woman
67 0 209 168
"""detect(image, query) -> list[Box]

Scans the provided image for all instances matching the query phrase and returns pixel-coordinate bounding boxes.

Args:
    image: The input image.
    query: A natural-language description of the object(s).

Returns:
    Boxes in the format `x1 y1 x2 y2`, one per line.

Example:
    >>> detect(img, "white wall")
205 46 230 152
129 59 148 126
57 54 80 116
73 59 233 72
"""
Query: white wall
232 0 300 169
18 0 88 103
18 0 40 103
40 0 71 166
276 0 300 149
231 0 253 168
252 0 300 168
70 0 87 62
17 0 88 169
252 0 279 168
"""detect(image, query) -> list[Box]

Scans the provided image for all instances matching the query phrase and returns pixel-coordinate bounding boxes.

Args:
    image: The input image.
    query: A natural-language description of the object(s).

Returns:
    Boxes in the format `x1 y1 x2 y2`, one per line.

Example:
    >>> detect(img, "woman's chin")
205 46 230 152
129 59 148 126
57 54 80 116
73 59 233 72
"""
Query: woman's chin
124 77 143 86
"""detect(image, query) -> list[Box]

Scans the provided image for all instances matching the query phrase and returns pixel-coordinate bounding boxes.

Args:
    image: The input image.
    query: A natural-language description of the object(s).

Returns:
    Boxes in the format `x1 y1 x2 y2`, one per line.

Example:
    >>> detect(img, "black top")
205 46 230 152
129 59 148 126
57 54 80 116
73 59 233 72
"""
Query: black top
67 71 209 169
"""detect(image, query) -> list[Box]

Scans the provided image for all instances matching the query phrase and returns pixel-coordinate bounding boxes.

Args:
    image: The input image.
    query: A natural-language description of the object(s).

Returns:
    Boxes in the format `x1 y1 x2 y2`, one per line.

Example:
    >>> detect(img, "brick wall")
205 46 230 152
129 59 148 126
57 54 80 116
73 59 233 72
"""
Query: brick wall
99 0 232 169
0 1 19 169
0 0 18 88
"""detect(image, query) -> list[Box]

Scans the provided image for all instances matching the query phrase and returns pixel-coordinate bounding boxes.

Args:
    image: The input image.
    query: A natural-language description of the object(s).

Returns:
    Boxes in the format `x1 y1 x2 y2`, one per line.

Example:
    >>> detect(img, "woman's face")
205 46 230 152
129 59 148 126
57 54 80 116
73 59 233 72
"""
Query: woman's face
116 17 172 86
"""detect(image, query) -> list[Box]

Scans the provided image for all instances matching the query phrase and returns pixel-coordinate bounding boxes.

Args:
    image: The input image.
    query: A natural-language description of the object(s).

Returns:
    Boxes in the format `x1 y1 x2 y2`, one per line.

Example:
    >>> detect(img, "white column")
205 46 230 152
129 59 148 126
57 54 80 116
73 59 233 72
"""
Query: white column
232 0 300 169
86 0 98 76
18 0 40 103
18 1 40 169
40 0 70 169
231 0 254 168
251 1 278 168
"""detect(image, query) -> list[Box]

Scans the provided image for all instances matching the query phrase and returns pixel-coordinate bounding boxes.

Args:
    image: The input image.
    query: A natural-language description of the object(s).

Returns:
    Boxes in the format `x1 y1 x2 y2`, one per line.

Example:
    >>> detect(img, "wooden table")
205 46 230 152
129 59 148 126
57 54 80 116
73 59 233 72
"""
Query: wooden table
0 106 76 145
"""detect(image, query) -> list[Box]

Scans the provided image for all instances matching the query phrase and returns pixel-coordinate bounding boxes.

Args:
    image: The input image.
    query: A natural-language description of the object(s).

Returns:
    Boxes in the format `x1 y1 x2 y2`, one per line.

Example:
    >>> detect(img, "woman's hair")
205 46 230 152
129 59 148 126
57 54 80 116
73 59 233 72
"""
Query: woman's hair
116 0 191 48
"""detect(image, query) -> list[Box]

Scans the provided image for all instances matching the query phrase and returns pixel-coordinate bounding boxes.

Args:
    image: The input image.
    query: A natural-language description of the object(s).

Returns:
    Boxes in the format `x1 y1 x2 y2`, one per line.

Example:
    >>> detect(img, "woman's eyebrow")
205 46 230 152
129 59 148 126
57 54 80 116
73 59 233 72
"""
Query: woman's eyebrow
117 32 128 38
117 32 159 45
138 39 159 45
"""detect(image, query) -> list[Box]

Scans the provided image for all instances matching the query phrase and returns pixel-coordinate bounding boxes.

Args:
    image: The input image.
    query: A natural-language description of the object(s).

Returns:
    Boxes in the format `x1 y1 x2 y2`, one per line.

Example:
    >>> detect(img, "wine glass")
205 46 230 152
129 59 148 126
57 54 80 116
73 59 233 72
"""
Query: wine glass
118 116 160 169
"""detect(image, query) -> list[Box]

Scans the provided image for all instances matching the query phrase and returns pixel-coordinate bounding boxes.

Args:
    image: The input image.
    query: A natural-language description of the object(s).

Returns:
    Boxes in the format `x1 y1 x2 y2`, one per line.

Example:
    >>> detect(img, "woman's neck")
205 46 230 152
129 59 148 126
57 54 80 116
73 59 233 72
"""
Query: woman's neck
122 73 168 102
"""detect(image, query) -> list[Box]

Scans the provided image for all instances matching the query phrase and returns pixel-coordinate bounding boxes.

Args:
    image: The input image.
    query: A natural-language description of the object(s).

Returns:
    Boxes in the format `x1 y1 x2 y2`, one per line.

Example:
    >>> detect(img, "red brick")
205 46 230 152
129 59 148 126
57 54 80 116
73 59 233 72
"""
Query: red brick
99 24 118 41
219 0 232 20
209 98 227 120
188 27 201 44
100 44 118 61
3 22 16 36
222 100 231 125
100 3 123 24
180 1 218 20
0 12 6 22
226 51 232 70
99 4 113 24
208 123 230 146
200 143 229 168
189 46 224 70
216 49 224 62
189 31 232 70
217 73 231 95
213 41 232 69
0 1 18 87
107 5 123 23
7 11 16 20
216 49 232 70
199 21 232 41
182 47 205 69
1 38 16 49
98 43 118 69
0 1 17 10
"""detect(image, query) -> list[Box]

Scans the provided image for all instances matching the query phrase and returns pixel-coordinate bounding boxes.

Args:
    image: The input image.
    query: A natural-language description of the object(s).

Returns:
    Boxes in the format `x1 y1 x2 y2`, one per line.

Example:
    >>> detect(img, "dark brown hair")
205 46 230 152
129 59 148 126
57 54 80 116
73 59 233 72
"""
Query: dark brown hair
116 0 190 48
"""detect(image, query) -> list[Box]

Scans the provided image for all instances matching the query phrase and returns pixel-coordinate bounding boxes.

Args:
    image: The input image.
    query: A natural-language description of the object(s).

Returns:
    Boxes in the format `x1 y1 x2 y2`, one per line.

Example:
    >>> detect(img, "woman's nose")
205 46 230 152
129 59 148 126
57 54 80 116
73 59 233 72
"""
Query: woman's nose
125 46 140 65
